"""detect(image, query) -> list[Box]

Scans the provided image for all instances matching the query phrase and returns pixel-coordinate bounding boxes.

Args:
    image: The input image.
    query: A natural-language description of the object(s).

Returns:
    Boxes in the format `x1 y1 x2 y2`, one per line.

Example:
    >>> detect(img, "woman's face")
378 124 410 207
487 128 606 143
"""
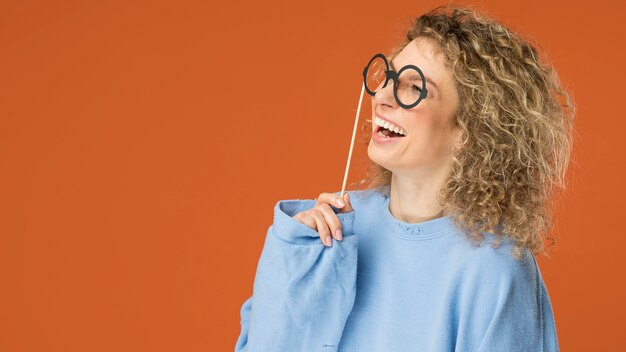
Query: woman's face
368 37 461 175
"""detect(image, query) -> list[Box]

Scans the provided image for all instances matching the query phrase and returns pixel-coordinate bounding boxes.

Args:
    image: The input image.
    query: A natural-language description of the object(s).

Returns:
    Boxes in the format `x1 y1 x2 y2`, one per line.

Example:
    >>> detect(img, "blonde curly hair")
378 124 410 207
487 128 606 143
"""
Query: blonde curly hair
353 4 576 259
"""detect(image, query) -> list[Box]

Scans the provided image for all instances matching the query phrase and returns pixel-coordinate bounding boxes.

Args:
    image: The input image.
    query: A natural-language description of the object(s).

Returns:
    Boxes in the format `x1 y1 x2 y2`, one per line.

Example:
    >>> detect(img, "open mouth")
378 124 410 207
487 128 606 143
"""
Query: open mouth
374 116 407 138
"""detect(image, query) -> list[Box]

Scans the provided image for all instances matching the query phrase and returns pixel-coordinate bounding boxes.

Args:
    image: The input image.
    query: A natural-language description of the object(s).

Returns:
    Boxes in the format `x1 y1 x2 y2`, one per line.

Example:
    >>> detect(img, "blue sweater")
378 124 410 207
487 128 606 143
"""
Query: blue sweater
235 188 559 351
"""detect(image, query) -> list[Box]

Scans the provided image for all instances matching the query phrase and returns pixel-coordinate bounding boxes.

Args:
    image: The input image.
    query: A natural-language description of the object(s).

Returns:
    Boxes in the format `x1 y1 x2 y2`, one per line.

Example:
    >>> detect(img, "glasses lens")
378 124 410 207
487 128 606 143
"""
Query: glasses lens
364 56 388 93
397 68 425 107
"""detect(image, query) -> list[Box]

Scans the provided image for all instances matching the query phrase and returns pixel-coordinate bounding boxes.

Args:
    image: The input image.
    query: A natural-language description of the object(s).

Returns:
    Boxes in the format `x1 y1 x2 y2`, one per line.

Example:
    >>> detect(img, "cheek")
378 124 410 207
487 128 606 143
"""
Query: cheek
404 112 452 149
406 100 454 131
403 109 437 135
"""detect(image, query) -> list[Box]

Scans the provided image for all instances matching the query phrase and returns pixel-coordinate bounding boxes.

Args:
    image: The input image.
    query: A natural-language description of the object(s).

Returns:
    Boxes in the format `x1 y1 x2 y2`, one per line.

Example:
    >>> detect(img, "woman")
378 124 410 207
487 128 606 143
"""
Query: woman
235 4 574 352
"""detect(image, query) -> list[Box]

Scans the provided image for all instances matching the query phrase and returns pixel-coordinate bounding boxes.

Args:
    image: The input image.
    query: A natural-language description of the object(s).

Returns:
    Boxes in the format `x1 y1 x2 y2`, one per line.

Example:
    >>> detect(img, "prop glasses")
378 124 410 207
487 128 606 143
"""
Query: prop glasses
363 53 429 109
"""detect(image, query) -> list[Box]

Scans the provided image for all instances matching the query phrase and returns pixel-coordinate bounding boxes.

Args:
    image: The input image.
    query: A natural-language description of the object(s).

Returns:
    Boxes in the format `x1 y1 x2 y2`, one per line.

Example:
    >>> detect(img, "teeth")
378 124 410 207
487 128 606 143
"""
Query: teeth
375 117 407 136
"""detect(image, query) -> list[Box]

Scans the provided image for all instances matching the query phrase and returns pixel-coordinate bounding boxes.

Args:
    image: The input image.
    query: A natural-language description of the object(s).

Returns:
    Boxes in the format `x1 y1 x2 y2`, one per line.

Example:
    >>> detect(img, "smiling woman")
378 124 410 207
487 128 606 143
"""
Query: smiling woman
361 7 575 258
235 3 574 352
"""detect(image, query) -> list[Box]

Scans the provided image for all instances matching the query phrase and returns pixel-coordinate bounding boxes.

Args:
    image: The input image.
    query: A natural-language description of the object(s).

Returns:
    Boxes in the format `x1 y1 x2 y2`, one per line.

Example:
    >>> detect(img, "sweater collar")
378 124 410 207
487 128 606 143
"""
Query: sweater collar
376 190 457 240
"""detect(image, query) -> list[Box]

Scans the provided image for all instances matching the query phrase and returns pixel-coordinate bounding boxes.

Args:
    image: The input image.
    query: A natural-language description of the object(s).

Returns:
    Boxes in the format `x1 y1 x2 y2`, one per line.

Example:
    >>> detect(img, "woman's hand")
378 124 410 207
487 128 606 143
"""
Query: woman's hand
292 192 353 247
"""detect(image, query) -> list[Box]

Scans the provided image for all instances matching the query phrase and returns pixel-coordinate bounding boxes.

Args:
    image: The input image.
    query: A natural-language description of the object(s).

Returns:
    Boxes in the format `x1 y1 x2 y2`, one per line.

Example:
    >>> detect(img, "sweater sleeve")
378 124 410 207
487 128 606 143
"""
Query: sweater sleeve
235 197 358 352
457 244 559 352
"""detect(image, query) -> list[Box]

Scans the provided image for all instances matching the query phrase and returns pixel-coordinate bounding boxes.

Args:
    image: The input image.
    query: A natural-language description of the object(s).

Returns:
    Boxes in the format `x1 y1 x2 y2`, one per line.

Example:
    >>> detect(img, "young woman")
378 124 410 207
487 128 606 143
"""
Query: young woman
235 4 574 352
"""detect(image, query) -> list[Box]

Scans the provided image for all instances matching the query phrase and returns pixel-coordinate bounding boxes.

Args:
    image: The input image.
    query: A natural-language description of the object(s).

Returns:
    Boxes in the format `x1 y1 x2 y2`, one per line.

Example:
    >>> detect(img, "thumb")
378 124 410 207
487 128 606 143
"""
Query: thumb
339 193 353 213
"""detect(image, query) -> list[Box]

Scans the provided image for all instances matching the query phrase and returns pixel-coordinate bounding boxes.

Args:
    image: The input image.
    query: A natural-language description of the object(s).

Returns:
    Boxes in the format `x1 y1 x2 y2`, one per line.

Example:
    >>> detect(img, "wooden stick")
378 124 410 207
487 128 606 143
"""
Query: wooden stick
340 83 365 199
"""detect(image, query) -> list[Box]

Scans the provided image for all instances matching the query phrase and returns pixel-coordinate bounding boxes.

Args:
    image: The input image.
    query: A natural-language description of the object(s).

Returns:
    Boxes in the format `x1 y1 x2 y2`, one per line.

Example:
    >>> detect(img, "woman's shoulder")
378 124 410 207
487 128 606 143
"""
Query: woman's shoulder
459 232 539 288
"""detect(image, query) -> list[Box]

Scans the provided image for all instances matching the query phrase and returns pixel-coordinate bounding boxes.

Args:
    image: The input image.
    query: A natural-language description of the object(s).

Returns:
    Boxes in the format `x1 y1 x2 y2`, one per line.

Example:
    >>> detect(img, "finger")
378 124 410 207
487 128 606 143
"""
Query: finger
308 209 333 247
317 192 346 209
293 212 317 230
315 203 343 241
339 192 354 213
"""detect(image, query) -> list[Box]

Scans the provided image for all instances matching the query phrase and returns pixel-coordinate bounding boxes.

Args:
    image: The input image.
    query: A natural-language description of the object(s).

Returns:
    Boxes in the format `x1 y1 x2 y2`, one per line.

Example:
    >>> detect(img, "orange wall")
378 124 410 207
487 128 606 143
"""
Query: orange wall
1 0 624 351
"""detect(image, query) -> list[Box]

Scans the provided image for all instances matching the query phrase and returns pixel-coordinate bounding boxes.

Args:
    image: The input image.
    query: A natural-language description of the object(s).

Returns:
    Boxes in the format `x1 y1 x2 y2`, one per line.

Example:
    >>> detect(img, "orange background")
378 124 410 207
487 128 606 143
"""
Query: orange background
1 0 624 351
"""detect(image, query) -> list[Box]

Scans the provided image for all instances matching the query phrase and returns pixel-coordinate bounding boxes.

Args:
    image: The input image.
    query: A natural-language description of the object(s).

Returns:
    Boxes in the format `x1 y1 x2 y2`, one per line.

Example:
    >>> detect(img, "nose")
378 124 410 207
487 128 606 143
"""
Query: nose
374 79 397 108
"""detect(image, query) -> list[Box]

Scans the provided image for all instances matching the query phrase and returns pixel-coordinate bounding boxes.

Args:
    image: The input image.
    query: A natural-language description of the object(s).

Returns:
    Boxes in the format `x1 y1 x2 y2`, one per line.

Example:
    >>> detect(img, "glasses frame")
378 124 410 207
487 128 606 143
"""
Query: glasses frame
362 53 429 109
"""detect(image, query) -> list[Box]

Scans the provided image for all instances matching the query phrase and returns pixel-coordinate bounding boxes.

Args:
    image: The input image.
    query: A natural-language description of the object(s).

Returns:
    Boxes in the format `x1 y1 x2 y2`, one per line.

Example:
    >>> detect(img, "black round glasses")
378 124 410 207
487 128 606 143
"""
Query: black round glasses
362 53 429 109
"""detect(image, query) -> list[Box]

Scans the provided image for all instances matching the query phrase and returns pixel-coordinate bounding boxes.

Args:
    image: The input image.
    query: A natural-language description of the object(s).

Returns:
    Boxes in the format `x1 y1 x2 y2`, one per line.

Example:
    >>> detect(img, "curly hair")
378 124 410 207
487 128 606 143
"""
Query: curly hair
352 3 576 259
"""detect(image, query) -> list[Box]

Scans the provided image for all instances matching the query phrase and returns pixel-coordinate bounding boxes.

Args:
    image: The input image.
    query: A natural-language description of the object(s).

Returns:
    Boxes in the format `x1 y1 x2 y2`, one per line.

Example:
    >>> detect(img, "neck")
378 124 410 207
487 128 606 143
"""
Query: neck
388 165 451 224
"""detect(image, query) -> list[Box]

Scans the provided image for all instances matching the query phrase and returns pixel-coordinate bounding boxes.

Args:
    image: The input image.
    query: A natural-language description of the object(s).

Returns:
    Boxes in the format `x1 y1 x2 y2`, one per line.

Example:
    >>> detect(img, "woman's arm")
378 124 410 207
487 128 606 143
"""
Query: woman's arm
235 197 358 352
456 242 559 352
234 296 252 351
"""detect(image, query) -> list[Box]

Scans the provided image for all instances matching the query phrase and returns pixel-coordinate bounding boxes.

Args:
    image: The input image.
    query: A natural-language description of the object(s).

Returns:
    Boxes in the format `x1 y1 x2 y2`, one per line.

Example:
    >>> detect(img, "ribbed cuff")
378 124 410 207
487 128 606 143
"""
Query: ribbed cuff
272 198 356 245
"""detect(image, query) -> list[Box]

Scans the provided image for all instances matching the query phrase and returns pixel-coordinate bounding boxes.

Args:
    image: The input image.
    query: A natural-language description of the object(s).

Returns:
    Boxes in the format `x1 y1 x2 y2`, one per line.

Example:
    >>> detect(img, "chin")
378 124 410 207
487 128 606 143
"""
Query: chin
367 144 398 172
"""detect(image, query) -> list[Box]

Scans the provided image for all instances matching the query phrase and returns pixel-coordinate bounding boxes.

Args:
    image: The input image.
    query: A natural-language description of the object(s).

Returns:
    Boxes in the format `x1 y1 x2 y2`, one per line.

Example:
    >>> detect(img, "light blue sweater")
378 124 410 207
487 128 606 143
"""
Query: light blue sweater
235 188 559 351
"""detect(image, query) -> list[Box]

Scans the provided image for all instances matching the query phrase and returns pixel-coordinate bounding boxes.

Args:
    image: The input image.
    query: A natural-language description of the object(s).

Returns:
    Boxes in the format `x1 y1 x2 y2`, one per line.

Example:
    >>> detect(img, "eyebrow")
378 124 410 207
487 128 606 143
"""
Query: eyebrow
390 60 439 91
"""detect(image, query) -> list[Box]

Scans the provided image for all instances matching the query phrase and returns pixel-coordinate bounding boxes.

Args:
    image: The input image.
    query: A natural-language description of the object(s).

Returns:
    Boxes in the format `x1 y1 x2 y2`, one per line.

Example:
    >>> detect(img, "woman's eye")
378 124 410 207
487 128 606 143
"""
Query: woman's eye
411 85 421 92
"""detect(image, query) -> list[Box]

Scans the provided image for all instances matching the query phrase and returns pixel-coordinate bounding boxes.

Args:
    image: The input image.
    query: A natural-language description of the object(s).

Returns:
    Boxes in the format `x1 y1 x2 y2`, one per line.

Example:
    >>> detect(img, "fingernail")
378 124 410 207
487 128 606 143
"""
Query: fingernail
336 199 345 207
336 229 343 241
326 236 332 247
